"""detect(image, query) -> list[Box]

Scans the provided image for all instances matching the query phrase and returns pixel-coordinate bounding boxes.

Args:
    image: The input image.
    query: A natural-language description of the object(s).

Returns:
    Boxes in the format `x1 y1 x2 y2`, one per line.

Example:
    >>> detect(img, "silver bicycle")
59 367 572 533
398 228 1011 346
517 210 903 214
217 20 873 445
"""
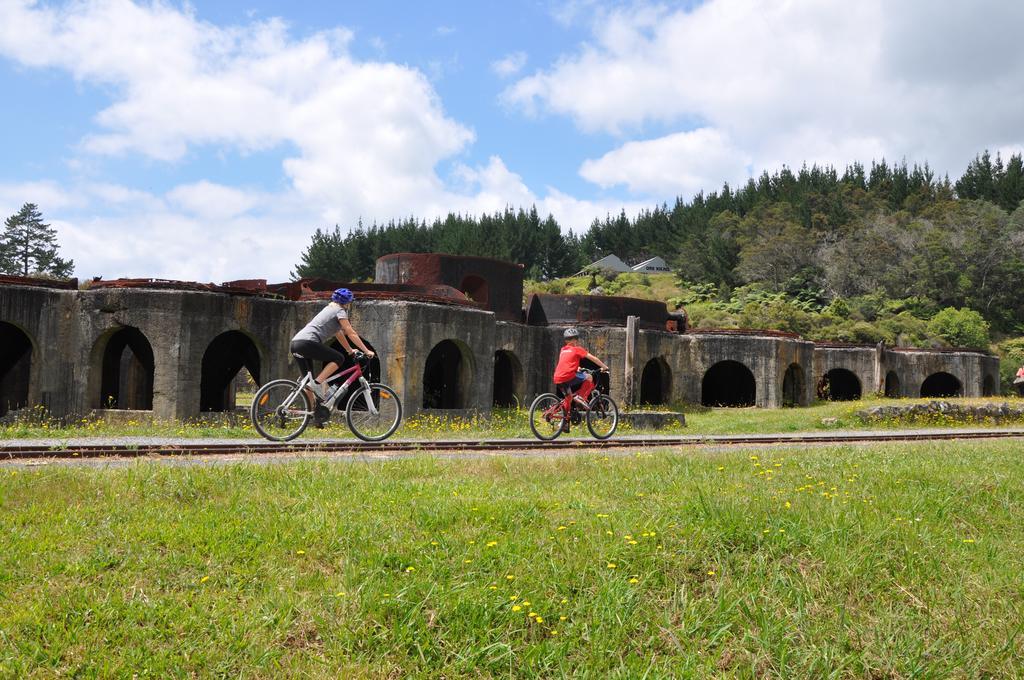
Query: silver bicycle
250 351 402 442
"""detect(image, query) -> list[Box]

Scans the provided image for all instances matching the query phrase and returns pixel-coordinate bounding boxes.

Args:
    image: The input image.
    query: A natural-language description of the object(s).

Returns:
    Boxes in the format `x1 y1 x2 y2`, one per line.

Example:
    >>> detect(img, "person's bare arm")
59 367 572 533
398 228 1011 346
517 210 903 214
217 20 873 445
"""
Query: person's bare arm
333 329 355 354
585 353 609 371
339 318 374 356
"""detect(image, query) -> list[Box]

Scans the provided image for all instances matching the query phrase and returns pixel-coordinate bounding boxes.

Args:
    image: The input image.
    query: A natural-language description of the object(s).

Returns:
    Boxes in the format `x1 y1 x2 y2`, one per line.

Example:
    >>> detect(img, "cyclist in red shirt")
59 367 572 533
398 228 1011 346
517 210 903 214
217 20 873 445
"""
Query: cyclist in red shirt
554 328 609 429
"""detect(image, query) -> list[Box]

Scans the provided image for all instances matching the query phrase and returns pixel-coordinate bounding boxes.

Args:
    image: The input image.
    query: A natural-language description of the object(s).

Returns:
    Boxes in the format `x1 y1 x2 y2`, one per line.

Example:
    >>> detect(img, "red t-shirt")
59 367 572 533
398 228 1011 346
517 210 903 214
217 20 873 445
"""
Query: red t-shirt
553 345 589 384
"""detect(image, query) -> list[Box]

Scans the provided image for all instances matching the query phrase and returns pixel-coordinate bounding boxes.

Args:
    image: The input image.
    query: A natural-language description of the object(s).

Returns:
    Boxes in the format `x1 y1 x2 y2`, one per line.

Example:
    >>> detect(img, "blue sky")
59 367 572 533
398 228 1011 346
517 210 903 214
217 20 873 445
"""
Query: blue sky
1 0 1022 281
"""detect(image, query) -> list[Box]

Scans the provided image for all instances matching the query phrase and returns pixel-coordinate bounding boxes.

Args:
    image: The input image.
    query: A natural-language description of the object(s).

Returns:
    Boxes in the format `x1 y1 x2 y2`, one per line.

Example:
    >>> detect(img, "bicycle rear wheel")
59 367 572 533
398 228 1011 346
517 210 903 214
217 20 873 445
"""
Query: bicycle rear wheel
346 383 403 442
251 379 311 441
529 393 565 441
586 394 619 440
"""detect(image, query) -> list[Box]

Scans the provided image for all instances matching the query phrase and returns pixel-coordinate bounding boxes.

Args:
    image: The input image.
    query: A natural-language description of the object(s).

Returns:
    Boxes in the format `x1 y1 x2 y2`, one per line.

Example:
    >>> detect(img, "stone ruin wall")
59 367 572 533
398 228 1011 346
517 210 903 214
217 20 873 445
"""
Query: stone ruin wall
0 255 1001 421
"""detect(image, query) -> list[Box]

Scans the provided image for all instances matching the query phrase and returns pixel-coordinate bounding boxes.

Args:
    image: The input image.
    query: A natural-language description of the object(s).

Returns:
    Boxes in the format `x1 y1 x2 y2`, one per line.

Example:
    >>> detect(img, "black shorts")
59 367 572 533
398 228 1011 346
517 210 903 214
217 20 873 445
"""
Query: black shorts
290 339 350 376
555 374 586 396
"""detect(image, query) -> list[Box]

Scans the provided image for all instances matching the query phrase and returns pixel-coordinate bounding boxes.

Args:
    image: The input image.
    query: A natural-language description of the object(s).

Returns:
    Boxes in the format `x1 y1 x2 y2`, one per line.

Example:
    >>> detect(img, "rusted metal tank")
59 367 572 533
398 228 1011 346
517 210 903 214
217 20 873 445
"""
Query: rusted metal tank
375 253 524 321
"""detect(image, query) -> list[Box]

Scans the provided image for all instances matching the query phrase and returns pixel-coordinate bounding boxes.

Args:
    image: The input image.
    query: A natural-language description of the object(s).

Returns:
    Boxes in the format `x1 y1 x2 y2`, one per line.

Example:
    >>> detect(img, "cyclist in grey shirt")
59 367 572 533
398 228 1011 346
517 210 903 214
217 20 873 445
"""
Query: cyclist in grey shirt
290 288 375 409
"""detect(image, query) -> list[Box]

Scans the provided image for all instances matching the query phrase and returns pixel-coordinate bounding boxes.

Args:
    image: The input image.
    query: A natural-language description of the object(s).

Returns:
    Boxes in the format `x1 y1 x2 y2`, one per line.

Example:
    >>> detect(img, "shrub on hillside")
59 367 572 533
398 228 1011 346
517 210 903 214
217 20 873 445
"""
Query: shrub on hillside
997 337 1024 392
927 307 991 349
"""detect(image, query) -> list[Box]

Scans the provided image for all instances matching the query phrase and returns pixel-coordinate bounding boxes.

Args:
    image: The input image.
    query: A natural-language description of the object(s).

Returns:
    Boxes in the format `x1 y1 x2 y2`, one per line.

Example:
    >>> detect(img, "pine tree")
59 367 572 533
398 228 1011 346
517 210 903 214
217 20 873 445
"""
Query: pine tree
0 203 74 278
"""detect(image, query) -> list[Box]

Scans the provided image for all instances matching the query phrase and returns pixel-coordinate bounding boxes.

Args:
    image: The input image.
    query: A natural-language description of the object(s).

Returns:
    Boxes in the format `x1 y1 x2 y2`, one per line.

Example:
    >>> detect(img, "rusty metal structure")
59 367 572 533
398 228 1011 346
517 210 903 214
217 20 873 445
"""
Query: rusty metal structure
376 253 524 321
0 274 78 290
88 277 281 297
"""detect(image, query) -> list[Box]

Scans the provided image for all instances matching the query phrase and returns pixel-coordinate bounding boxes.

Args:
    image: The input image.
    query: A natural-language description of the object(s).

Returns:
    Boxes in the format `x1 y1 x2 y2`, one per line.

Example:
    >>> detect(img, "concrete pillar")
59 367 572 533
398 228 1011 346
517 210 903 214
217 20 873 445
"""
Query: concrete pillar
624 315 638 406
874 341 885 396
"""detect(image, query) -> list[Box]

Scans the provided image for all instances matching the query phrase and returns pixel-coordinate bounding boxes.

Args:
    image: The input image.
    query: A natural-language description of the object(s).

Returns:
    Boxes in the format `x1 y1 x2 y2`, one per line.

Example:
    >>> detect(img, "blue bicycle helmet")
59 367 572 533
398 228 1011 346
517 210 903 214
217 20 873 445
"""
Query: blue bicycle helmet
331 288 354 304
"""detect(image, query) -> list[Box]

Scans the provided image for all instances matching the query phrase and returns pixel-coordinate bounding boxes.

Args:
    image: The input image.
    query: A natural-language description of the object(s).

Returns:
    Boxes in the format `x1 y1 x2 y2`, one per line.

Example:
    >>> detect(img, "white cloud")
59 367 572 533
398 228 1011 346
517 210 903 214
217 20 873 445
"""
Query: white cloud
167 181 262 221
507 0 1024 193
491 51 527 78
56 210 302 282
0 181 82 213
0 1 683 280
0 0 475 221
536 188 649 233
580 128 751 196
1 0 580 279
550 0 603 27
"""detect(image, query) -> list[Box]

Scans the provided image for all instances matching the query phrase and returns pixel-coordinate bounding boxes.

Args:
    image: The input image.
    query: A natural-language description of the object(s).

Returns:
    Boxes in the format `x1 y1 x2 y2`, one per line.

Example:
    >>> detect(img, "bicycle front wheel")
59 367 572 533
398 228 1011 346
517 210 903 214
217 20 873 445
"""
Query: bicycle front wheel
251 379 311 441
528 393 565 441
586 394 619 440
346 383 403 442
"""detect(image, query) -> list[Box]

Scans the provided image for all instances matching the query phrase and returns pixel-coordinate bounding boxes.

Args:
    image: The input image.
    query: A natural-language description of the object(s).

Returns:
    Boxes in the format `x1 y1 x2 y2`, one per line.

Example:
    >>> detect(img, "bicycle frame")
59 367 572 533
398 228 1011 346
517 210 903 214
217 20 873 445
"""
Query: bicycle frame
556 368 602 414
280 359 380 416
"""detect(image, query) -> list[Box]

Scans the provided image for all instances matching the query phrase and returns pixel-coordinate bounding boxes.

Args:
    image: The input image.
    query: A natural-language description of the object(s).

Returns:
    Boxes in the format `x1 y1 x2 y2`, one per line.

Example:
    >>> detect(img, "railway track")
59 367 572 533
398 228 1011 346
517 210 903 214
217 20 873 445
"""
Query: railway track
2 428 1024 461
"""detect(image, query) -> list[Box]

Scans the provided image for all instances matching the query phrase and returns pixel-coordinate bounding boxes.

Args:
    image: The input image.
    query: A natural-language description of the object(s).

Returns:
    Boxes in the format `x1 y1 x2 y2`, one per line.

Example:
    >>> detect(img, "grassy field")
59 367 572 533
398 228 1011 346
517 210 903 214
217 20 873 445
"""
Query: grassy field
2 441 1023 677
2 396 1023 441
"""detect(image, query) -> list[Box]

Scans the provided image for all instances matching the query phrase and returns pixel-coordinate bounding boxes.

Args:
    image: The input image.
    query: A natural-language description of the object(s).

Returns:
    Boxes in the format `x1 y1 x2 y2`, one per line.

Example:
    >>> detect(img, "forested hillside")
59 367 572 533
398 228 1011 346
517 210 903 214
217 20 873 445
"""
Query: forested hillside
294 151 1024 343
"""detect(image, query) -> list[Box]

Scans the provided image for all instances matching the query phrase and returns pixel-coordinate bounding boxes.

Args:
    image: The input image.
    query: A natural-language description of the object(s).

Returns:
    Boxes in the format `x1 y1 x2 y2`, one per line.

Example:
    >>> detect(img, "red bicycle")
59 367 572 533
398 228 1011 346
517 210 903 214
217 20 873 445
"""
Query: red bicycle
528 368 619 440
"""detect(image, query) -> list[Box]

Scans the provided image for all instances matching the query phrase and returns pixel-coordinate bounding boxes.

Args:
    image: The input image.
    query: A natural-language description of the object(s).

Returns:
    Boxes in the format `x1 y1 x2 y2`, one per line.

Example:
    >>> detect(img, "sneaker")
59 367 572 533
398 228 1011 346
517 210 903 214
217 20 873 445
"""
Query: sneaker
309 381 328 401
560 419 570 433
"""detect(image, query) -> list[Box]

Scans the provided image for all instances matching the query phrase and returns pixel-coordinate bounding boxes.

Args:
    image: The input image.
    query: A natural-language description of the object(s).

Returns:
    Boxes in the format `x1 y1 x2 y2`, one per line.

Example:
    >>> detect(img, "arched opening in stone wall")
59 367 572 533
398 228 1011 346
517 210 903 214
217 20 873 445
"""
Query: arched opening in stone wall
982 374 995 397
640 357 671 405
782 363 805 407
818 368 862 401
702 360 755 407
200 331 261 412
98 327 154 409
460 275 489 305
0 321 32 417
423 340 473 409
885 371 901 398
921 372 962 398
493 350 522 408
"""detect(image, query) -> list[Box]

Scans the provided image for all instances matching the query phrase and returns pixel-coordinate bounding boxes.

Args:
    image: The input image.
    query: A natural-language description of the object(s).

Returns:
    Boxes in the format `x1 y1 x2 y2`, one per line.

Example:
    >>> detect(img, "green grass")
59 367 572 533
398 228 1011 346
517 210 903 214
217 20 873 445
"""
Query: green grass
3 396 1024 441
526 272 683 302
677 396 1024 434
2 441 1023 677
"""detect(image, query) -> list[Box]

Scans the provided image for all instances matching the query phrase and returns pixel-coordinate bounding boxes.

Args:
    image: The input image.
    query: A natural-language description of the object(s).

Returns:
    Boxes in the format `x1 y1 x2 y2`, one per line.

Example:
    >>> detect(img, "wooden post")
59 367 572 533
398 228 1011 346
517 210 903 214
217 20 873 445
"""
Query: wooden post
625 315 638 406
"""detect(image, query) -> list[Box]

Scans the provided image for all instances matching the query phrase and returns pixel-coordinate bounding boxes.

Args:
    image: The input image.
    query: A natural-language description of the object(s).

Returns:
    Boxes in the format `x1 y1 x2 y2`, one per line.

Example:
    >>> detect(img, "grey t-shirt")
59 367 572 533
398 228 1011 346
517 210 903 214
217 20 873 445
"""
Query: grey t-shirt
292 302 349 344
